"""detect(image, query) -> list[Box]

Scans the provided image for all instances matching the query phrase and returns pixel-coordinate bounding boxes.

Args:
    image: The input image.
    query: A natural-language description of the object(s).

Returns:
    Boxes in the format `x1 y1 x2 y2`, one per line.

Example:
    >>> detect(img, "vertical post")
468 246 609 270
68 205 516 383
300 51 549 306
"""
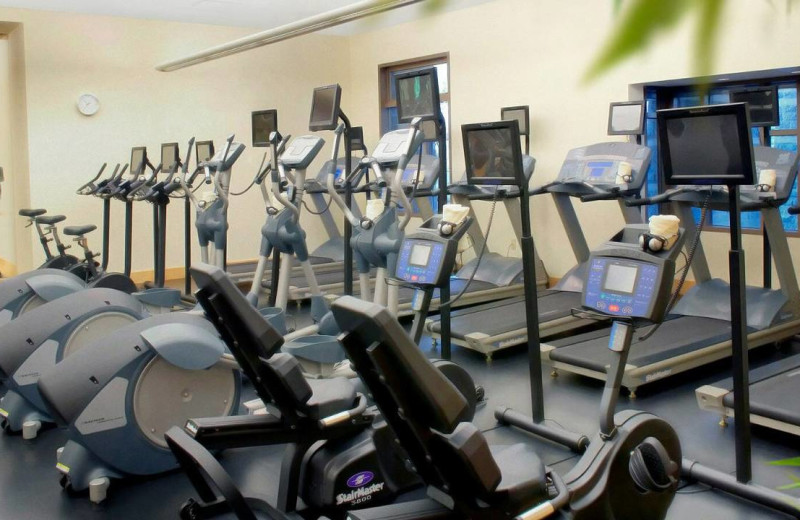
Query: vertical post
340 112 354 297
728 185 752 483
267 250 280 308
437 114 448 213
762 127 772 289
152 203 160 285
184 195 191 295
156 202 168 287
102 198 111 271
124 200 133 277
520 182 544 422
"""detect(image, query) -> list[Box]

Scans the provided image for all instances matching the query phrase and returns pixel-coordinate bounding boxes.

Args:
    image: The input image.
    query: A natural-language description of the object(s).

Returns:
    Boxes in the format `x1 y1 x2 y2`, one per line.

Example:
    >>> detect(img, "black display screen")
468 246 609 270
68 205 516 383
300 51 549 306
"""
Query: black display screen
730 86 779 127
462 120 524 187
130 147 147 174
658 103 755 186
309 85 341 131
252 110 278 147
608 101 645 135
395 68 440 123
196 141 215 163
161 143 179 173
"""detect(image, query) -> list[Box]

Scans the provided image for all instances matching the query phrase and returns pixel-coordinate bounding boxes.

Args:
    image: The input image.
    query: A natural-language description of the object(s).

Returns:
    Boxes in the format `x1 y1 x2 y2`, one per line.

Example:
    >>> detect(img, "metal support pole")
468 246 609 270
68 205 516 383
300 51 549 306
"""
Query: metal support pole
124 200 133 277
729 185 752 483
521 182 544 422
184 196 192 295
102 198 111 271
340 111 354 297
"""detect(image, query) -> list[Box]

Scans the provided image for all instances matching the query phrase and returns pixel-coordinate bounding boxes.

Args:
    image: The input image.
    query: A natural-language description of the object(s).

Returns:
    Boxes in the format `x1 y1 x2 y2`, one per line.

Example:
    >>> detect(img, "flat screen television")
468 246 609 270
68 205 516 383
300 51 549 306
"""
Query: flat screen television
657 103 755 186
462 120 524 187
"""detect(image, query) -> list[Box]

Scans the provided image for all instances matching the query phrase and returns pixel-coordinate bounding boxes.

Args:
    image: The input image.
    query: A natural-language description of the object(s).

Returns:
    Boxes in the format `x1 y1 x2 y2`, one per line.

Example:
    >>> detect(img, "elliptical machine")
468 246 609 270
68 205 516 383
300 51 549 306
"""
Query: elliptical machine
37 308 241 504
180 134 245 270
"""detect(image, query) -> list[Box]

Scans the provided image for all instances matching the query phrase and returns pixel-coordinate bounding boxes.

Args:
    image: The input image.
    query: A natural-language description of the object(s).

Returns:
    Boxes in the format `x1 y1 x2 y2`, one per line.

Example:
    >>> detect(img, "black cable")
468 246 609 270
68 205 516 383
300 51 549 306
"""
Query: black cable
638 192 712 341
229 178 257 197
302 195 333 215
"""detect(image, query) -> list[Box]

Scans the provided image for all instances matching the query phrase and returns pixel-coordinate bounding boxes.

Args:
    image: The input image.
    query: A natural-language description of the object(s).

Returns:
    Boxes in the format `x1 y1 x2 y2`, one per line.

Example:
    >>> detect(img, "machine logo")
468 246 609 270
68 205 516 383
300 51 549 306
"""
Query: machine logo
346 471 374 488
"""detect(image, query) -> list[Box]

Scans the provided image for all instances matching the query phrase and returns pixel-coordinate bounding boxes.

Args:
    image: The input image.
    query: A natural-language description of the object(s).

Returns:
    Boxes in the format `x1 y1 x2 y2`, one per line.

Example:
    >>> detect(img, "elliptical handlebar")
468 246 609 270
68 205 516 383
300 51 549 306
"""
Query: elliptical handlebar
127 163 162 201
326 123 362 228
76 163 108 195
393 117 425 232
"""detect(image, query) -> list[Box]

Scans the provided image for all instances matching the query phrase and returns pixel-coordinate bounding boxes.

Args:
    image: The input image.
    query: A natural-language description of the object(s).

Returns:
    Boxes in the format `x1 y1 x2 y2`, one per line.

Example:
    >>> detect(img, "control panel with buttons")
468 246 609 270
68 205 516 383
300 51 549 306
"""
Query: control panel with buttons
583 257 660 319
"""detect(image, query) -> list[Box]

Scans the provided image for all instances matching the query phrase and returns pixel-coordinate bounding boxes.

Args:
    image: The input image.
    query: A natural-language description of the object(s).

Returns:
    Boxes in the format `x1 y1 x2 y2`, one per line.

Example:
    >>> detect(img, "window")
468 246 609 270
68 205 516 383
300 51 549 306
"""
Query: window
379 55 450 211
643 78 800 234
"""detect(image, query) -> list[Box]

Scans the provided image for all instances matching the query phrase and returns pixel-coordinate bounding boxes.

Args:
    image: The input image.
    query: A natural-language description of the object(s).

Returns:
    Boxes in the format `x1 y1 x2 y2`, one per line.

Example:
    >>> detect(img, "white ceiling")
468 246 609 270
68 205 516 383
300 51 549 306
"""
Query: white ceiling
0 0 495 34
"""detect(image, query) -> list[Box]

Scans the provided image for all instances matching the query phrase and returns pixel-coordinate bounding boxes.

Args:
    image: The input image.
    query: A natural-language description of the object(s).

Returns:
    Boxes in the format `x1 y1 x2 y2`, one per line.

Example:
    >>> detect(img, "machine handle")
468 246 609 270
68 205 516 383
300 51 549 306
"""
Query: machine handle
789 206 800 215
182 137 195 176
580 188 620 203
326 123 361 227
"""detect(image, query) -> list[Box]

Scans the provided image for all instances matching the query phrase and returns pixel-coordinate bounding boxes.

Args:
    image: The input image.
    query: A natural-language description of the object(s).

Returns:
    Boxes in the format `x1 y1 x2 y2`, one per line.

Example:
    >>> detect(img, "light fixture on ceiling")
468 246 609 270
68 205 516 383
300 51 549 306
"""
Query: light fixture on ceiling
156 0 424 72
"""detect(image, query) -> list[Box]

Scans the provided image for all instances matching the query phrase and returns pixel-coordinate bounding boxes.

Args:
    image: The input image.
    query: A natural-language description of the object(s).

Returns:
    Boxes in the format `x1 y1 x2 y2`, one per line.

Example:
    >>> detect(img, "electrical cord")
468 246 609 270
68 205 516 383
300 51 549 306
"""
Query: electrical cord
229 178 257 197
302 194 333 215
638 192 712 341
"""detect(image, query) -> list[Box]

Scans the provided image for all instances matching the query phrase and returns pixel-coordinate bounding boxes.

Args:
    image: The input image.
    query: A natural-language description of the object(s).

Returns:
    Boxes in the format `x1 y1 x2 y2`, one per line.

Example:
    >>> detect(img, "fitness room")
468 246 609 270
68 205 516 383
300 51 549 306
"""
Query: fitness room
0 0 799 518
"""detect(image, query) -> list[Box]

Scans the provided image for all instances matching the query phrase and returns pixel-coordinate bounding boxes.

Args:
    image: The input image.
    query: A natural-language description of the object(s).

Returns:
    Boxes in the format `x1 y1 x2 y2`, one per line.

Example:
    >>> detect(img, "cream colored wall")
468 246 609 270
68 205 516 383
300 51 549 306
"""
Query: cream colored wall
0 6 350 273
5 0 800 284
345 0 800 285
0 38 15 273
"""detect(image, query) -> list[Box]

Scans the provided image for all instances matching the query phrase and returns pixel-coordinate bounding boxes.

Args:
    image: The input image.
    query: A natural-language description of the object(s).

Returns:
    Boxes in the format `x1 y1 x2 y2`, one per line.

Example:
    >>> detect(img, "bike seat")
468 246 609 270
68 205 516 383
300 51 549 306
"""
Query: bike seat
35 215 67 225
19 208 47 217
63 225 97 236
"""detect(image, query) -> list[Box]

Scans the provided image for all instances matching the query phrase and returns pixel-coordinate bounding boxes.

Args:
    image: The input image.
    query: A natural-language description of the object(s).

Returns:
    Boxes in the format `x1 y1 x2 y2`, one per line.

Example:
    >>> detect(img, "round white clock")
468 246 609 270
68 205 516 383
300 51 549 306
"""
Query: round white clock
77 93 100 116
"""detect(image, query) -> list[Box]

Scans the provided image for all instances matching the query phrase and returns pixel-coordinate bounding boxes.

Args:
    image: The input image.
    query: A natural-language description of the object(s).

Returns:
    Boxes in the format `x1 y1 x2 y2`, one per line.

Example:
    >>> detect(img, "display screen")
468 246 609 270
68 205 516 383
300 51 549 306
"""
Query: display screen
396 68 440 123
309 85 341 131
130 147 146 174
161 143 179 173
252 110 278 147
730 86 779 127
462 120 524 186
658 103 755 186
196 141 215 163
608 101 645 135
603 264 638 294
501 106 529 135
410 243 432 267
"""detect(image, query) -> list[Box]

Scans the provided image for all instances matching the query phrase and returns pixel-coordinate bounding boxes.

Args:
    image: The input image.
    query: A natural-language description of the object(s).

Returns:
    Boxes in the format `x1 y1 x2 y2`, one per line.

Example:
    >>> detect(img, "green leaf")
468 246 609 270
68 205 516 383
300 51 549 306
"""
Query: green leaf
583 0 694 83
693 0 725 78
769 457 800 467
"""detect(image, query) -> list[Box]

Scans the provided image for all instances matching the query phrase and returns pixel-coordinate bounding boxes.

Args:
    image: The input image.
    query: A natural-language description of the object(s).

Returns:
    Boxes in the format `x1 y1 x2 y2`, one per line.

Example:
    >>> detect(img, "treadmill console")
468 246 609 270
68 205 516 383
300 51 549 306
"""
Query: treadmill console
584 257 661 319
280 135 325 170
582 224 684 323
396 239 448 285
395 215 472 287
554 142 651 192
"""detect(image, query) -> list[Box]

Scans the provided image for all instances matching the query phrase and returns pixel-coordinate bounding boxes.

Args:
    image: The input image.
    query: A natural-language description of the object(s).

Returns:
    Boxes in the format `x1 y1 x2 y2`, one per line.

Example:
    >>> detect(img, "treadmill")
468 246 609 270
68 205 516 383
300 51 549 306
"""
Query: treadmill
546 145 800 396
696 200 800 434
426 141 651 360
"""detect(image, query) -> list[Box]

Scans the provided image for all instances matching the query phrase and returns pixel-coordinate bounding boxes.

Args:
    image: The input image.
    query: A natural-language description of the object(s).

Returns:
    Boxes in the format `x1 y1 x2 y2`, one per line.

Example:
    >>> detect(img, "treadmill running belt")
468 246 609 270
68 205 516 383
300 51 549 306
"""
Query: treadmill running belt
397 279 498 305
549 316 749 372
429 291 581 338
724 366 800 426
